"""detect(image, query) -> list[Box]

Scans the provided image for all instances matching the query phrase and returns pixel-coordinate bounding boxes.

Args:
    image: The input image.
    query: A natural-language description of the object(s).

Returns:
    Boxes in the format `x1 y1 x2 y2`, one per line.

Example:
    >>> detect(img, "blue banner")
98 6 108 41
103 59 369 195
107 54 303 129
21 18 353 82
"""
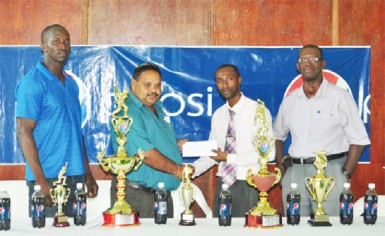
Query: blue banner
0 46 370 164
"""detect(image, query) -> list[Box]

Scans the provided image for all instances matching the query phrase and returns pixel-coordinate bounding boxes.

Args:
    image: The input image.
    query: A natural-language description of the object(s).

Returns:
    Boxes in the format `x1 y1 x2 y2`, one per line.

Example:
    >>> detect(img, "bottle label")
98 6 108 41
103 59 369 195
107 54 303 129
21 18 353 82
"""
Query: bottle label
154 201 167 215
0 205 10 221
219 202 232 217
339 201 353 216
364 201 378 216
31 204 45 218
73 201 87 216
286 201 300 216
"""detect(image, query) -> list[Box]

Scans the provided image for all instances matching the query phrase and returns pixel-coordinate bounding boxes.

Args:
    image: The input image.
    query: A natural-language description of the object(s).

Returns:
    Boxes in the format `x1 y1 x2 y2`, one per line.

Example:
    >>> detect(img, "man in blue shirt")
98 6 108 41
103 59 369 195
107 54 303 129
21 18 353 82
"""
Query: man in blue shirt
110 63 185 218
16 24 98 217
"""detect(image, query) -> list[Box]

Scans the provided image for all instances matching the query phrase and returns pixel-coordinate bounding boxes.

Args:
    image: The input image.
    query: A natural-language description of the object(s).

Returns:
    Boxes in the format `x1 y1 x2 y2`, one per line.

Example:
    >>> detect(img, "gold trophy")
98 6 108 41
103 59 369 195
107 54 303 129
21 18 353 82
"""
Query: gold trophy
179 164 196 226
98 87 145 227
244 100 283 229
305 151 335 226
50 163 71 227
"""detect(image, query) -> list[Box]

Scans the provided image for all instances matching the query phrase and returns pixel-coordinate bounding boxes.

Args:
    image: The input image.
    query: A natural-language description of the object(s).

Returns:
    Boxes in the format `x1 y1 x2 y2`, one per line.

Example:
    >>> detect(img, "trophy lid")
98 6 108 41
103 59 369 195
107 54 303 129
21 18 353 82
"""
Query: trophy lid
76 183 83 189
290 183 297 189
368 183 375 189
34 185 41 191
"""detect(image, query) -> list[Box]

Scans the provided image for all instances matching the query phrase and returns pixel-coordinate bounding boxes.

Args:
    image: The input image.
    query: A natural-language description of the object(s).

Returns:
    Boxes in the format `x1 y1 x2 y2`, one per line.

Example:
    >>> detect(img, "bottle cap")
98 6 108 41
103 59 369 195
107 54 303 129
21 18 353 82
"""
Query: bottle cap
34 185 41 191
222 183 229 189
76 183 83 189
343 183 351 188
158 182 164 188
291 183 297 189
368 183 375 189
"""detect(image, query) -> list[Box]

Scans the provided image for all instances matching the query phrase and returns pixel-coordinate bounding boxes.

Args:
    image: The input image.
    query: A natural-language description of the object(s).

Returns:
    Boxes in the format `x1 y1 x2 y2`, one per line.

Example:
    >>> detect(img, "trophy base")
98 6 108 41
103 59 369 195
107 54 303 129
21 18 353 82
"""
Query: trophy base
244 213 283 229
308 214 332 226
179 213 196 226
53 215 70 227
102 211 140 227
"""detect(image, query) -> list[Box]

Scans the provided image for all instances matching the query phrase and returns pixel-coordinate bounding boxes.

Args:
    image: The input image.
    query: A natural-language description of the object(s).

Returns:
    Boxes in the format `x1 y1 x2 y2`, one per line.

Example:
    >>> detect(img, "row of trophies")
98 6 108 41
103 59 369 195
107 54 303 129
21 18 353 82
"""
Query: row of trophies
49 88 335 229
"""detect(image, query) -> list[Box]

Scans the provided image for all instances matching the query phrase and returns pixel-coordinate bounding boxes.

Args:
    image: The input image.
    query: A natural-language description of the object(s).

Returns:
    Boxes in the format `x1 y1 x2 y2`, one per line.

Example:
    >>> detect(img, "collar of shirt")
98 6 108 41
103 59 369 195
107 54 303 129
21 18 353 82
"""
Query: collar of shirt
298 78 329 99
225 93 246 113
36 61 68 81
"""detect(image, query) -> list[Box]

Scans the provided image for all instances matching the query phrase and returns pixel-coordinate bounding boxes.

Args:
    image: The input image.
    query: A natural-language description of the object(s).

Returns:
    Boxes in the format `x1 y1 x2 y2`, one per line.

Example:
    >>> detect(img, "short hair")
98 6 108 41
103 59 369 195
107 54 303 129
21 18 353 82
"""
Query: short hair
215 64 240 79
41 24 69 43
132 63 162 81
299 44 324 59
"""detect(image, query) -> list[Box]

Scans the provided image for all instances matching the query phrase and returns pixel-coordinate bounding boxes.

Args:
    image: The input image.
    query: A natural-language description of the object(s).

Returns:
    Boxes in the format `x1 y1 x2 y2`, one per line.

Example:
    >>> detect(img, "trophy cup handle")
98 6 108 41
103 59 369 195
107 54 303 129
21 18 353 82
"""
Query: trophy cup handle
133 149 145 171
50 188 57 204
272 167 282 185
324 177 336 200
304 177 316 199
246 169 257 188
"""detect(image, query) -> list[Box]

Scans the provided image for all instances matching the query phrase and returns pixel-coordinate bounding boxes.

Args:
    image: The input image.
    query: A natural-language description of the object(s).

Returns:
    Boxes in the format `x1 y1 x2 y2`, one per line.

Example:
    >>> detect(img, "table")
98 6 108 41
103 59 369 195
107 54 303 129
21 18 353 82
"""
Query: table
5 216 385 236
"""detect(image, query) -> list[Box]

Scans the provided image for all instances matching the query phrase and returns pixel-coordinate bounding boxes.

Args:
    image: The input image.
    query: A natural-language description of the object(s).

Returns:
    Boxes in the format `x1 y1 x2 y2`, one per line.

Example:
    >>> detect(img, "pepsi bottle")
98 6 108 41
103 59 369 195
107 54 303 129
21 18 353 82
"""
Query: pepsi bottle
0 188 11 231
339 182 354 225
363 183 377 225
218 183 232 226
73 183 87 226
31 185 45 228
154 182 168 224
286 183 300 225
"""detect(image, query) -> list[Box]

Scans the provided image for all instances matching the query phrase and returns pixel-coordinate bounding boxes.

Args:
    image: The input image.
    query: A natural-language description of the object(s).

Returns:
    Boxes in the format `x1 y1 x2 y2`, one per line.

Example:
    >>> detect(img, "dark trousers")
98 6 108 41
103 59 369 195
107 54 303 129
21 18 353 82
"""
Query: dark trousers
110 176 174 218
213 178 259 217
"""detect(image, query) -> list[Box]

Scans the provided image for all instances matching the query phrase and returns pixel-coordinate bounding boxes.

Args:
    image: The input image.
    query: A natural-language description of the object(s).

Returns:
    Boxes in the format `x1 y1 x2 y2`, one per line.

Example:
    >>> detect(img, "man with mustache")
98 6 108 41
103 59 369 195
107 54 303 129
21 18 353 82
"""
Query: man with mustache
16 24 98 218
110 63 185 218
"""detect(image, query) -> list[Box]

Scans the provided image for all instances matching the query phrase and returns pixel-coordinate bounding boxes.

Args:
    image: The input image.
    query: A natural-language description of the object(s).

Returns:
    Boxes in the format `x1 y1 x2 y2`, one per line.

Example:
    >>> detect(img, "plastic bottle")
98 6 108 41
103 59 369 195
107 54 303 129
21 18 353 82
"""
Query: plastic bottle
218 183 232 226
154 182 167 224
0 188 11 231
73 183 87 226
339 182 354 225
31 185 45 228
286 183 300 225
363 183 377 225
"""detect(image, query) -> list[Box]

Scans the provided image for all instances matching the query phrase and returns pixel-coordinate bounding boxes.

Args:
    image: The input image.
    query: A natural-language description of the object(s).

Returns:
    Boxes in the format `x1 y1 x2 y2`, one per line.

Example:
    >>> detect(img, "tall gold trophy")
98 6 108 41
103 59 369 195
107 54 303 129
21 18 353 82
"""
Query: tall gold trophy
305 151 335 226
98 87 145 227
50 163 71 227
244 100 283 229
179 164 196 226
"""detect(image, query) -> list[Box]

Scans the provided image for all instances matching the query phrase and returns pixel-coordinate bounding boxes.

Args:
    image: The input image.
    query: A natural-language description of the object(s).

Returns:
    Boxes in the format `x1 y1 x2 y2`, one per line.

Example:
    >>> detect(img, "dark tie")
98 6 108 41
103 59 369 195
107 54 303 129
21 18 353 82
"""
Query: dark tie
222 109 236 186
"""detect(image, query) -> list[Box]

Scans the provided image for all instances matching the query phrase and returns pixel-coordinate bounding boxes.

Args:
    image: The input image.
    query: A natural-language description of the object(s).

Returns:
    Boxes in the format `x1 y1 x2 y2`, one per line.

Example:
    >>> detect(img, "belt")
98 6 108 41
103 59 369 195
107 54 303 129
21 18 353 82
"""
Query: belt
291 152 345 165
126 180 155 193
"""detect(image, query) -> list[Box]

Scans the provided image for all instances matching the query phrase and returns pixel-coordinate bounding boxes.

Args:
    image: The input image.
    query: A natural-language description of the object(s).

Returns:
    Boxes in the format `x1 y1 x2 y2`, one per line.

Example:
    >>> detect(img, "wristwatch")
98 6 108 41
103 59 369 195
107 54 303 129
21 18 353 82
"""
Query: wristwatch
343 169 351 178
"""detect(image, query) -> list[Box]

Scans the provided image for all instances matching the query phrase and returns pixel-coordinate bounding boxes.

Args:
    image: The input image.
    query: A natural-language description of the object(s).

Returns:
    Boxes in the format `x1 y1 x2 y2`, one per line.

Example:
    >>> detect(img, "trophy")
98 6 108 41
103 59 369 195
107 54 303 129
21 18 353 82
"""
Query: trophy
98 87 145 227
244 100 283 229
305 151 335 226
179 164 196 226
50 163 71 227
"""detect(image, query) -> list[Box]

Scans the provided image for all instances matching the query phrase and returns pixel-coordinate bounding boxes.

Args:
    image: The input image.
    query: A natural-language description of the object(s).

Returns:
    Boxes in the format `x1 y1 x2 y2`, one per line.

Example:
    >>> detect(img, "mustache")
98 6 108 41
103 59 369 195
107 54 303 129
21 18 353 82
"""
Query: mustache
147 92 159 97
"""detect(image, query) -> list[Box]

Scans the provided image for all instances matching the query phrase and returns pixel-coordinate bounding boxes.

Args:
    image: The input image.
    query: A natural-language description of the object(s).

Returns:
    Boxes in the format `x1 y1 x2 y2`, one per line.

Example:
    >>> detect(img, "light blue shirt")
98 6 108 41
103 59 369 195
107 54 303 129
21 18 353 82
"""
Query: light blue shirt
111 92 182 190
16 62 85 180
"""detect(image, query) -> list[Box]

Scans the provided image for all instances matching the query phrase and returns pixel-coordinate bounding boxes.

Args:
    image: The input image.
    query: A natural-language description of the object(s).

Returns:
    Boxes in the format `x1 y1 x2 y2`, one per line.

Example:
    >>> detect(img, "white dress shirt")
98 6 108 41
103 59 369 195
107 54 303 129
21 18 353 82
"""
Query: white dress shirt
192 94 275 180
273 79 370 157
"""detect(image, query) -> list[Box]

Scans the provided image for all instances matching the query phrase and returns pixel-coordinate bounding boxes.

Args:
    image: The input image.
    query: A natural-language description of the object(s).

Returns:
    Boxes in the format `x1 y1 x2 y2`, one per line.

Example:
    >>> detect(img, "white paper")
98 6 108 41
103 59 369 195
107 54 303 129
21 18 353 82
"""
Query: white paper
182 140 218 157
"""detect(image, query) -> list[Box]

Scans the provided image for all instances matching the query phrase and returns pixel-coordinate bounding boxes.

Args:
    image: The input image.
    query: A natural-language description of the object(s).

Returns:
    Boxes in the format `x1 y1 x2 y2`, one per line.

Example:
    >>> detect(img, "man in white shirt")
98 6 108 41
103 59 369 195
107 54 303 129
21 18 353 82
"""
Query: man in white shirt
273 44 370 217
191 64 275 217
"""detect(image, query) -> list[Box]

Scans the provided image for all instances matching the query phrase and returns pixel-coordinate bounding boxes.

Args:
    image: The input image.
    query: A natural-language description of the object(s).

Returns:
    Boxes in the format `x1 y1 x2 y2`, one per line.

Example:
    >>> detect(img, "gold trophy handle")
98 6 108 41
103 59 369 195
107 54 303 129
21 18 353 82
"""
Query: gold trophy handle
246 169 257 188
133 149 145 171
304 177 316 199
323 177 335 200
272 167 281 185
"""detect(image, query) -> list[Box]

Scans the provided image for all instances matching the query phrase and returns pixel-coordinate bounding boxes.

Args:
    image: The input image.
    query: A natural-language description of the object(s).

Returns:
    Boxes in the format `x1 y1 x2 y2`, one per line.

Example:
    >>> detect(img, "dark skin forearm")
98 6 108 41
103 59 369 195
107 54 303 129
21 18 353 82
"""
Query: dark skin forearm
16 118 53 205
143 148 183 179
81 136 98 198
343 144 366 176
275 139 285 175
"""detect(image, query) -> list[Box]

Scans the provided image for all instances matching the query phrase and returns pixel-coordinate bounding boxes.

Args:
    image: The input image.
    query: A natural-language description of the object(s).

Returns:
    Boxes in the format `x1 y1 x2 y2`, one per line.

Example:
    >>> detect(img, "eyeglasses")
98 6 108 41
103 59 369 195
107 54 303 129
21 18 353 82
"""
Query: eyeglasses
297 57 323 64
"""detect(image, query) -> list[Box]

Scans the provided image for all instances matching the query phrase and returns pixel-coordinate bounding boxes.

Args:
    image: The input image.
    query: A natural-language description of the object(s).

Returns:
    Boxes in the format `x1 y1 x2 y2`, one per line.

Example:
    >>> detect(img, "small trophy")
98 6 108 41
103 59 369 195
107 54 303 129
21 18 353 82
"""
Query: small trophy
179 164 196 226
244 100 283 229
305 151 335 226
98 87 145 227
50 163 71 227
